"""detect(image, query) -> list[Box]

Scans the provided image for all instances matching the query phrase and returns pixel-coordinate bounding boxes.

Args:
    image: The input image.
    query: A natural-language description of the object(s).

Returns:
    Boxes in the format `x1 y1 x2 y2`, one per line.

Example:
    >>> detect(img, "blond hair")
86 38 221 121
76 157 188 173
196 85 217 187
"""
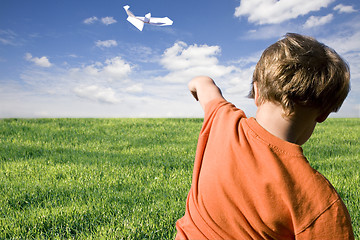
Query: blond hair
249 33 350 115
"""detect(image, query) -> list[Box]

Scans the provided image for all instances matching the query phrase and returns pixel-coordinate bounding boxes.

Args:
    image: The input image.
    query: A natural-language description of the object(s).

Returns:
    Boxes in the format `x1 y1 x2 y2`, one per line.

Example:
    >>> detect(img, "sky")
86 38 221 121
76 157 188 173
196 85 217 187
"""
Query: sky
0 0 359 118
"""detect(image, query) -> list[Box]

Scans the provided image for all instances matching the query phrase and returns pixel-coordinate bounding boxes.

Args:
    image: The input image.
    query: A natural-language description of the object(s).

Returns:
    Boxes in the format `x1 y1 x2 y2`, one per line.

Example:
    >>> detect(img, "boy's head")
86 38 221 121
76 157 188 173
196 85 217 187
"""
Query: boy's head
249 33 350 116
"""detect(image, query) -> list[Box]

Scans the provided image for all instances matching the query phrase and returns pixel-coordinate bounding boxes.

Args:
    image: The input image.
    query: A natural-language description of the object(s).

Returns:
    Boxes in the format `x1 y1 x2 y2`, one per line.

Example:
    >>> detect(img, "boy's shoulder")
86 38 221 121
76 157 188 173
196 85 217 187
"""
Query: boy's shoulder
204 98 245 120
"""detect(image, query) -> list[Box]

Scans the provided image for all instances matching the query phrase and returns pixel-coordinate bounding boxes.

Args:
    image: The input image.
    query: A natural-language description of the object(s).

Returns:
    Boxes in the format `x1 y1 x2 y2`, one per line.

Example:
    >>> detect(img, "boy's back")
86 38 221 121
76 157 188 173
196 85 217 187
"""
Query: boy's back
176 33 354 239
176 98 354 239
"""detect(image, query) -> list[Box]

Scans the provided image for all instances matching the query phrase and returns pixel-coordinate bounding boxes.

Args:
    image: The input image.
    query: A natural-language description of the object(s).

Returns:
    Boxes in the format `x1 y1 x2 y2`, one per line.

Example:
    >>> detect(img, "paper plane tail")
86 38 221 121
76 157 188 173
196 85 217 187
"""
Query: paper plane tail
144 13 151 23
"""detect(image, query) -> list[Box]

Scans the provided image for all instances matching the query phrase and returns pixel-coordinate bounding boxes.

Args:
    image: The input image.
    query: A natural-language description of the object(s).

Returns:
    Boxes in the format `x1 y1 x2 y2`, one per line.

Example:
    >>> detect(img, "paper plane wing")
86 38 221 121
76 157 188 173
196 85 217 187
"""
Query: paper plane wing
149 17 173 26
127 16 144 31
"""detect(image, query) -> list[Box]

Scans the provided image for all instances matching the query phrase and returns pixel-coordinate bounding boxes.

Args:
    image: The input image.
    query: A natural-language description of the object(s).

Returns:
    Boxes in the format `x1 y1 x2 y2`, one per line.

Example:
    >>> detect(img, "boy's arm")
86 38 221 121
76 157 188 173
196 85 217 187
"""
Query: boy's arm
188 76 225 111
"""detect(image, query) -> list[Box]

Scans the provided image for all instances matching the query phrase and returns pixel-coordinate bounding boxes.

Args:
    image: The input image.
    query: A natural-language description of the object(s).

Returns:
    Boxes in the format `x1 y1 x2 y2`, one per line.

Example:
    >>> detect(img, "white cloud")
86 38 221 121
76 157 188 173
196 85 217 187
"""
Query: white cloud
19 56 133 106
67 57 132 83
125 83 143 93
102 57 132 81
158 41 235 82
334 4 357 13
83 16 98 24
24 53 52 67
83 16 116 25
126 45 158 63
303 14 333 29
161 41 220 71
321 31 360 55
0 37 13 45
68 54 78 58
73 85 119 104
95 39 118 48
101 17 117 25
0 29 18 46
234 0 334 25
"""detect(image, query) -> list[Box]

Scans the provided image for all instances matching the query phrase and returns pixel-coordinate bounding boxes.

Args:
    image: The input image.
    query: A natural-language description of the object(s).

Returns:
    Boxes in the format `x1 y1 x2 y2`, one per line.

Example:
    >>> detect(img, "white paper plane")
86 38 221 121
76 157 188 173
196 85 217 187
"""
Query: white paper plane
123 5 173 31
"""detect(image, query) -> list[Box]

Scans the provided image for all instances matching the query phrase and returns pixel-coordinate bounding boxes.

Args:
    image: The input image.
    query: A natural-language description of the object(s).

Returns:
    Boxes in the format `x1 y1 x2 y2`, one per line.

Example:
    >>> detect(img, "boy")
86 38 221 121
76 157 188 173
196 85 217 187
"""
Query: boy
175 33 354 239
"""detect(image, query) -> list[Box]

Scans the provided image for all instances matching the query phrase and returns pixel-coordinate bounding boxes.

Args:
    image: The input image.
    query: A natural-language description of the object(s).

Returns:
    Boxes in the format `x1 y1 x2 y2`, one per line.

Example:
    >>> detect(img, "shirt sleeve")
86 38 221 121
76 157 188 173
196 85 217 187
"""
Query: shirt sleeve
296 199 354 240
201 98 245 136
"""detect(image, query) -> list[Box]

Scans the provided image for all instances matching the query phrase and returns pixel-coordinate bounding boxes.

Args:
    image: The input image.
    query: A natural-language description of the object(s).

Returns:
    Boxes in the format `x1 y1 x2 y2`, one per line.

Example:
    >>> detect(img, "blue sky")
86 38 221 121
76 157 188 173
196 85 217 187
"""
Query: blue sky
1 0 359 118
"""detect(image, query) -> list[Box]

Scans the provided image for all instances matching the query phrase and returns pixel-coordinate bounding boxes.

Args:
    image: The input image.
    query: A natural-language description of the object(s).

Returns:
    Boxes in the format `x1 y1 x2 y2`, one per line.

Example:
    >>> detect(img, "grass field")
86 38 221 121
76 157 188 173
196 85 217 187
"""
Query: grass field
0 118 359 239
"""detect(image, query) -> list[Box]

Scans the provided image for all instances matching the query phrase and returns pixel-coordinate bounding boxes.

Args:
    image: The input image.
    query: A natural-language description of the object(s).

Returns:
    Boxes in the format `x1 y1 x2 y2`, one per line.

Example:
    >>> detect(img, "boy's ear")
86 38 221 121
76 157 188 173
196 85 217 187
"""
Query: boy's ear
253 82 260 106
316 111 330 123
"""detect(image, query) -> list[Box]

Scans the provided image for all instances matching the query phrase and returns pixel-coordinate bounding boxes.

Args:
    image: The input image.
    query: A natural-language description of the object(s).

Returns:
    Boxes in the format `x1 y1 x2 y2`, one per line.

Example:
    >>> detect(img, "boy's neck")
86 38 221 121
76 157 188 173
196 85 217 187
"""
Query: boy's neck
255 101 318 145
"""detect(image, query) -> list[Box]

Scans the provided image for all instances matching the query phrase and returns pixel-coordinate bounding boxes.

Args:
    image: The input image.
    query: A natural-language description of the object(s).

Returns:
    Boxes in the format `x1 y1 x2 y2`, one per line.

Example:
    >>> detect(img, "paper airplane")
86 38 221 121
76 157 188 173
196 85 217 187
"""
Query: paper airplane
123 5 173 31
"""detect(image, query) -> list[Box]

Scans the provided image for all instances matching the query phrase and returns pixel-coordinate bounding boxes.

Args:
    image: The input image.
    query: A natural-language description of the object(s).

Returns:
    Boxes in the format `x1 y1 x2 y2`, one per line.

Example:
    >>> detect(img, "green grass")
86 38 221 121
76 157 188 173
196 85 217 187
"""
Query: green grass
0 118 359 239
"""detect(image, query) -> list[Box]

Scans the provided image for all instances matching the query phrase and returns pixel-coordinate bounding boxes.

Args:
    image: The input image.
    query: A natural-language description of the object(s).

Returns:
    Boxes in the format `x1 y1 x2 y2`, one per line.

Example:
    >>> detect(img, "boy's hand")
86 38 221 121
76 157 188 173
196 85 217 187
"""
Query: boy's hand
188 76 224 111
190 90 199 101
189 85 199 101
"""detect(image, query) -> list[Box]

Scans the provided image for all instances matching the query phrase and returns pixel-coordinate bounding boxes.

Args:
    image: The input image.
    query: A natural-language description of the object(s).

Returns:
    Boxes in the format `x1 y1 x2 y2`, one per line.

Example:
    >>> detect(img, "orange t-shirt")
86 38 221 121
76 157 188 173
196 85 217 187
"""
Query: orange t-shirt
176 99 354 240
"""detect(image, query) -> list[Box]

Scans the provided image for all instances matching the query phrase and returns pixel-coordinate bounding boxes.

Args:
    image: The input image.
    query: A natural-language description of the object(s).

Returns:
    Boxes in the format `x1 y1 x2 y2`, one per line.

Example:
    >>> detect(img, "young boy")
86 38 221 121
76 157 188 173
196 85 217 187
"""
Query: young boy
175 33 354 239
